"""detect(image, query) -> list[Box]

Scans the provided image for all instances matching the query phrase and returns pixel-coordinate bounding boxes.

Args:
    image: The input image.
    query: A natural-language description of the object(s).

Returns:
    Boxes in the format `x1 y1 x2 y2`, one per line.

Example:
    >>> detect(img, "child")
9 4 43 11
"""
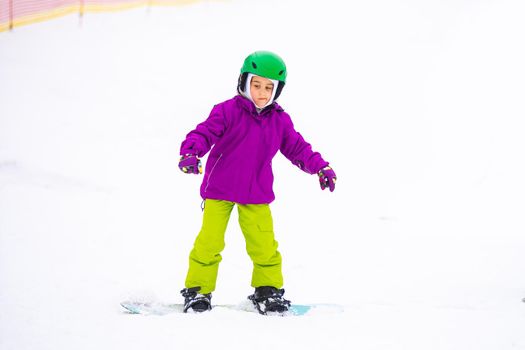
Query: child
178 51 336 314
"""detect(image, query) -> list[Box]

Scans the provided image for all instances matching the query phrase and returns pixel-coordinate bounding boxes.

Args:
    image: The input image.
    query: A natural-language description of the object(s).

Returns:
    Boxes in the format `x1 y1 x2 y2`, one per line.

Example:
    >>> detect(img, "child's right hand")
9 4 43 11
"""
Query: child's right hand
318 166 337 192
178 154 202 174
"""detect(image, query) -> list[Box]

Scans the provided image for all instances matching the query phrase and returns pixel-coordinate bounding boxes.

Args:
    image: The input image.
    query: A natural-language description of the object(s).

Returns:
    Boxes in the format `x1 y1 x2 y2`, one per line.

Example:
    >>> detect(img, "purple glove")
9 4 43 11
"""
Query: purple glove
318 166 337 192
178 154 202 174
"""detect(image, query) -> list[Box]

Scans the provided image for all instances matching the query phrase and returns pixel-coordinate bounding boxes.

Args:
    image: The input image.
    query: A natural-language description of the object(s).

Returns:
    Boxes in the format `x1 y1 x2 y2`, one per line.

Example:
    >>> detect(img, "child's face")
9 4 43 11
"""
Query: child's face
250 75 274 108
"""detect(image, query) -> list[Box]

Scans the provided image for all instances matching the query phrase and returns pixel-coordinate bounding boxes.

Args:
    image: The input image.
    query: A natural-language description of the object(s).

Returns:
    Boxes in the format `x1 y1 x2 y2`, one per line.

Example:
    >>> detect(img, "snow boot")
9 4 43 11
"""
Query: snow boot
180 287 212 313
248 286 291 315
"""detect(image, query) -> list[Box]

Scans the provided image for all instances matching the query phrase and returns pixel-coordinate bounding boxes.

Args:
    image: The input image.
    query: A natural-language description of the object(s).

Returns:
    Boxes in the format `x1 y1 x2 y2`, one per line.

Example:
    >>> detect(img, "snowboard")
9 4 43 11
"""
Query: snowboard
120 299 343 317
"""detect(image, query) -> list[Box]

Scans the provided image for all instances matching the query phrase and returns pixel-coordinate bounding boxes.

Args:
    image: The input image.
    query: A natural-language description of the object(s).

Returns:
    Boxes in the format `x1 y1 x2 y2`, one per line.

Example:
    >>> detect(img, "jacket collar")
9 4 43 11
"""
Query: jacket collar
234 95 283 117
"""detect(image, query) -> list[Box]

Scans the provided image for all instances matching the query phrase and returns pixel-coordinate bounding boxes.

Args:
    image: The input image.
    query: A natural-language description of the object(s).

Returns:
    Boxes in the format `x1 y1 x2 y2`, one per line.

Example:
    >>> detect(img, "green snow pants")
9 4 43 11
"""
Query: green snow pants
185 199 283 294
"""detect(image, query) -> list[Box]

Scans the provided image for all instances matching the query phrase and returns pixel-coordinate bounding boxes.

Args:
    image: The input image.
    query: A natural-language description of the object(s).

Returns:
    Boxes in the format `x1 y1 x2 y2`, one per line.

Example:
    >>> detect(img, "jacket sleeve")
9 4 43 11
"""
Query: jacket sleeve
180 104 227 157
279 114 329 175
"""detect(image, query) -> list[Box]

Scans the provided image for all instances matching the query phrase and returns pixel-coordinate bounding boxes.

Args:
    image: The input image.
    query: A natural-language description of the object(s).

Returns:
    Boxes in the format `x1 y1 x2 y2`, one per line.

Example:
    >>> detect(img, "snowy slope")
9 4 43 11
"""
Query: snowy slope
1 0 525 349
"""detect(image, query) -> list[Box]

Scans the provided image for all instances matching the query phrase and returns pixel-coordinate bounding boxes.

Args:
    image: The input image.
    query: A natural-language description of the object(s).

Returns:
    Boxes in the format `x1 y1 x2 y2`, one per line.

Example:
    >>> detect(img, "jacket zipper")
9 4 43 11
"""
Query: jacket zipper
204 153 223 193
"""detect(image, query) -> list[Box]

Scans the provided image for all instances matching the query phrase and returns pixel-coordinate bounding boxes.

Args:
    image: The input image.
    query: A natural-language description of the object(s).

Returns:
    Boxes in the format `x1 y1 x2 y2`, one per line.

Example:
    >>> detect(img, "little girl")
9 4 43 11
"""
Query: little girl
178 51 336 314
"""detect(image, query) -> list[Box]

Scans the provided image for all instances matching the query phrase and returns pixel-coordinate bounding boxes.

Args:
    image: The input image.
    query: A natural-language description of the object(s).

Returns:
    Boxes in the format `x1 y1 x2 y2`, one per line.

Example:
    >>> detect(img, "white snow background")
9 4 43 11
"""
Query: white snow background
1 0 525 349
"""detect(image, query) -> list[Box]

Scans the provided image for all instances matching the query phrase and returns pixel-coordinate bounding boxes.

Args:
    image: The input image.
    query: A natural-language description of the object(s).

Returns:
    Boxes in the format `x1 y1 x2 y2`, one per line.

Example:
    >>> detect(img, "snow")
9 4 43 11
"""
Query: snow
1 0 525 349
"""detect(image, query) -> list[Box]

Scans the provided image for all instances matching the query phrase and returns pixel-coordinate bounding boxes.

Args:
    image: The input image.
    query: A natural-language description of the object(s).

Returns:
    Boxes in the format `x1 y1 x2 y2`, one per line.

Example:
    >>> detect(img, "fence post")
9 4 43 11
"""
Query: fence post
79 0 85 26
9 0 13 30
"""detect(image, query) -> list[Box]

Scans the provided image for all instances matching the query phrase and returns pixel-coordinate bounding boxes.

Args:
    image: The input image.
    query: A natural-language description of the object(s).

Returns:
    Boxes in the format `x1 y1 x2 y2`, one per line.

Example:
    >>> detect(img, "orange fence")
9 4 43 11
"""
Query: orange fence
0 0 202 32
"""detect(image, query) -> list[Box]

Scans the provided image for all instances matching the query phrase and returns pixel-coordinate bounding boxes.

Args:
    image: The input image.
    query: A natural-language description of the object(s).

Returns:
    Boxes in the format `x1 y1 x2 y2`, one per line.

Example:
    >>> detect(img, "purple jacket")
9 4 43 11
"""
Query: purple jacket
180 95 329 204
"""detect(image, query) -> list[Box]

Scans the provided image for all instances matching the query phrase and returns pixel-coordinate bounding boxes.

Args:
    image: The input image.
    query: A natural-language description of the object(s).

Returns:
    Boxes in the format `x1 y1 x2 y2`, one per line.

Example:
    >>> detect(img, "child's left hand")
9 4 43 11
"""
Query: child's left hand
318 166 337 192
178 154 202 174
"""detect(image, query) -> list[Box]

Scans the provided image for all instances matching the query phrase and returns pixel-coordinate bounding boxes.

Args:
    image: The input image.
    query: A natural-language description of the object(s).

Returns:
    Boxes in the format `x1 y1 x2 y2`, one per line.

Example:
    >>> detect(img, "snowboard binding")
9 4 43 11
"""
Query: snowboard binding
180 287 212 313
248 286 291 315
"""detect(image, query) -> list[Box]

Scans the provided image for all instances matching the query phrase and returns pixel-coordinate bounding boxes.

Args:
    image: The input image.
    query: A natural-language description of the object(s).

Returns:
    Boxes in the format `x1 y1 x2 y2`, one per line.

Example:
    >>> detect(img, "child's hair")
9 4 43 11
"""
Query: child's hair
237 51 287 100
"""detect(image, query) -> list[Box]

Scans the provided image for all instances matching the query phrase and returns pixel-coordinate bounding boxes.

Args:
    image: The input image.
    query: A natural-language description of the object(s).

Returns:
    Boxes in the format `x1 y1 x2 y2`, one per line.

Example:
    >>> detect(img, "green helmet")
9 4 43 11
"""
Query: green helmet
240 51 287 82
238 51 287 101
